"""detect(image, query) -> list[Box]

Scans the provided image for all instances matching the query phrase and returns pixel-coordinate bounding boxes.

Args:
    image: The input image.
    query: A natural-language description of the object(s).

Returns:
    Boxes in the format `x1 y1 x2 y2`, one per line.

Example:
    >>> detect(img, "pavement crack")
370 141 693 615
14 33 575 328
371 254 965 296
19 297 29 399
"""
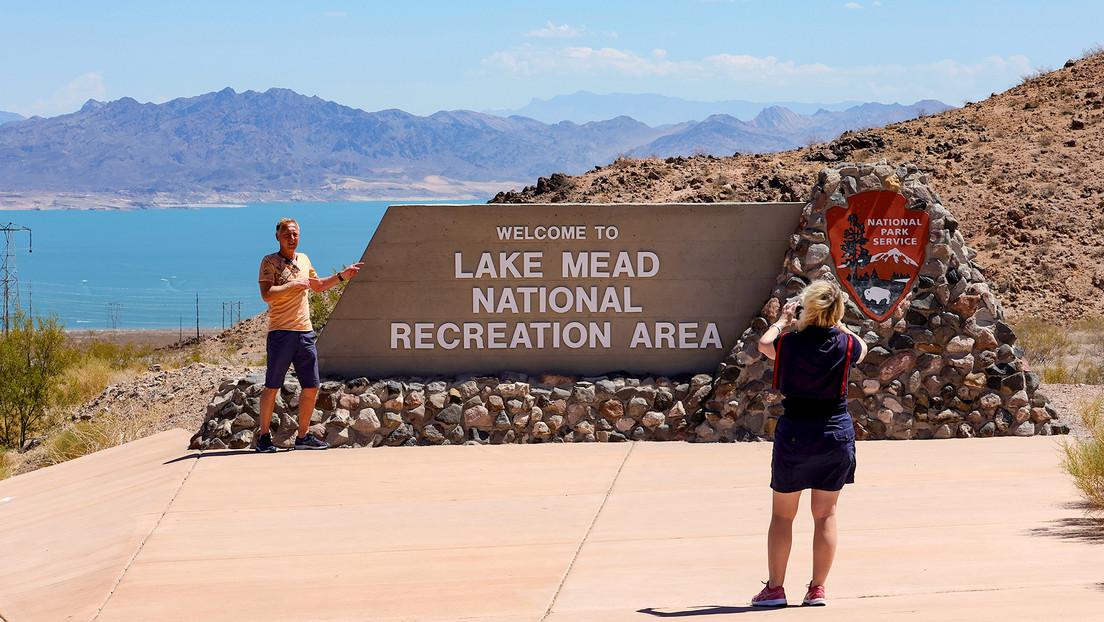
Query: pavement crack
90 452 201 621
540 442 636 621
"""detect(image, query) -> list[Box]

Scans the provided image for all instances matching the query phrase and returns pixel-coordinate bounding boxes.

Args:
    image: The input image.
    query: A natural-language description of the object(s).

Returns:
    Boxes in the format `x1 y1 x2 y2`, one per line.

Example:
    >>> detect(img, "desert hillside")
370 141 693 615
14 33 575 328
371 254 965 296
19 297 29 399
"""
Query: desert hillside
493 53 1104 323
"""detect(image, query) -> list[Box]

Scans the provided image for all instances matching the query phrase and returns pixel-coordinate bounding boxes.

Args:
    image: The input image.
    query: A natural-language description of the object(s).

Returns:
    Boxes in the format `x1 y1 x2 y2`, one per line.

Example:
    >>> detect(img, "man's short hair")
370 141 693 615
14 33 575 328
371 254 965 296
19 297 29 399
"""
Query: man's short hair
276 218 298 233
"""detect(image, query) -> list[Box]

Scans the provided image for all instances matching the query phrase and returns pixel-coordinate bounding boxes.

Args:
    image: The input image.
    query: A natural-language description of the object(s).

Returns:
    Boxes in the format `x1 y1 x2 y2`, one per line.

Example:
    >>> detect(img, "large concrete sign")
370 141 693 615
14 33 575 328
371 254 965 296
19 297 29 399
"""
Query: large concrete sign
317 202 802 378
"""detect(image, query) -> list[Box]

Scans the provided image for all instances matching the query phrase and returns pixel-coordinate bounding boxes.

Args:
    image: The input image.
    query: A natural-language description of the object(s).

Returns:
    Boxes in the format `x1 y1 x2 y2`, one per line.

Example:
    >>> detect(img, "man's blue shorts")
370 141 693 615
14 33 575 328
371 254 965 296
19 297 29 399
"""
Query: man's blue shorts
265 330 320 389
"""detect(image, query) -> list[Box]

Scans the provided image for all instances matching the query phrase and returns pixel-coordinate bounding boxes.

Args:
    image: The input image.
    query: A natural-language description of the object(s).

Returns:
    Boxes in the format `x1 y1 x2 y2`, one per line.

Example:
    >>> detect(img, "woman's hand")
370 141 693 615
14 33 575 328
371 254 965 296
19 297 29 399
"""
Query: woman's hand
778 300 800 328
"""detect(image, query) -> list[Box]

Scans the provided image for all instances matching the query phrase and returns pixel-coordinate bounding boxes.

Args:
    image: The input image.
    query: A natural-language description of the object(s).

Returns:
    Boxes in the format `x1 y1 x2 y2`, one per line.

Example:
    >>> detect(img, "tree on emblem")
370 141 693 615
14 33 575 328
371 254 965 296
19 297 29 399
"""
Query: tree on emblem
839 213 871 276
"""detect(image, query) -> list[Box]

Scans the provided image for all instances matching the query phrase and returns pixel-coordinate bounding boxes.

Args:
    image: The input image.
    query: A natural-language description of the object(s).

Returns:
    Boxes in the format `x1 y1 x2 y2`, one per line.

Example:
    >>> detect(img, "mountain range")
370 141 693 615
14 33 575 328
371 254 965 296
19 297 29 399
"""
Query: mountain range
486 91 878 126
0 89 947 208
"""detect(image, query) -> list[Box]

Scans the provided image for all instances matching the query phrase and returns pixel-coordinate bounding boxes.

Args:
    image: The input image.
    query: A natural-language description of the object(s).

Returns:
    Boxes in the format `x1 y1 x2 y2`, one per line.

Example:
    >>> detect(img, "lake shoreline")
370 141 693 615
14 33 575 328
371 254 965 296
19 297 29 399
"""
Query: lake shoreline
0 186 502 211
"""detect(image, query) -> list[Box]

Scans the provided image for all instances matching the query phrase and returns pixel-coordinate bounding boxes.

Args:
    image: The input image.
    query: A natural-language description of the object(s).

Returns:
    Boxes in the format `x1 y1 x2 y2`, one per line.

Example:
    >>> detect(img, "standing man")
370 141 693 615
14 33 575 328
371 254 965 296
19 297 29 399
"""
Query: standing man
255 217 363 452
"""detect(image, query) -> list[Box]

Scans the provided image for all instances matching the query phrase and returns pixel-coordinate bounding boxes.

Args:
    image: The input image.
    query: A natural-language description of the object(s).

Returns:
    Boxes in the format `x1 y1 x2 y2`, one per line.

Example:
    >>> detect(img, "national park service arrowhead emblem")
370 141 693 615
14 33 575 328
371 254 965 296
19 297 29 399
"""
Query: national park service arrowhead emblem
827 190 929 321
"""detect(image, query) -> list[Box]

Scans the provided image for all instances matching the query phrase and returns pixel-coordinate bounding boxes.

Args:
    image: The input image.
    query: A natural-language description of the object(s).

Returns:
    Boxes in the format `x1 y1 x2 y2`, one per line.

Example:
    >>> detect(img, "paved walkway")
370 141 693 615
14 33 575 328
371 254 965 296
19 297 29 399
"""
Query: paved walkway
2 431 1103 621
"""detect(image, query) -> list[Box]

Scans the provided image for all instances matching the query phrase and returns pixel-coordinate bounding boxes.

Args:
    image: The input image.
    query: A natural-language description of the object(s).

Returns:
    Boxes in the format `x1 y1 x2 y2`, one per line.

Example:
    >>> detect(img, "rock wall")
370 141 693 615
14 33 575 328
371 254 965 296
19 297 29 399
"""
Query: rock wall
702 160 1064 440
190 372 717 450
190 160 1066 450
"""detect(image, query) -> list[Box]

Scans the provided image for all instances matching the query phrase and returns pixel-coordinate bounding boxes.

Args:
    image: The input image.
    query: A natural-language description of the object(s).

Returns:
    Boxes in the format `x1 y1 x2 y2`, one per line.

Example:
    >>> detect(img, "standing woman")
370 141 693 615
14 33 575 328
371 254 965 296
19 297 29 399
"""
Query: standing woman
750 280 867 607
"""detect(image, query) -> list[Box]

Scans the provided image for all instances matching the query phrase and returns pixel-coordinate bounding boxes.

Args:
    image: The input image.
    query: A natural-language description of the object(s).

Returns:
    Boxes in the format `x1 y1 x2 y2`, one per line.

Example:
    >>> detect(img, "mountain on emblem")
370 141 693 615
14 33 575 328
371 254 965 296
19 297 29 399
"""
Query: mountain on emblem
826 190 929 321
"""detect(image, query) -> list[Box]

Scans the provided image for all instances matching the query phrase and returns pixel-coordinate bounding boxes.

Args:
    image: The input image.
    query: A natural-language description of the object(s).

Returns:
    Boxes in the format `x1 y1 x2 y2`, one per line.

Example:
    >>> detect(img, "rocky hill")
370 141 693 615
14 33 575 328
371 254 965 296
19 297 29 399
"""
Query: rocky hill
493 53 1104 323
0 88 939 208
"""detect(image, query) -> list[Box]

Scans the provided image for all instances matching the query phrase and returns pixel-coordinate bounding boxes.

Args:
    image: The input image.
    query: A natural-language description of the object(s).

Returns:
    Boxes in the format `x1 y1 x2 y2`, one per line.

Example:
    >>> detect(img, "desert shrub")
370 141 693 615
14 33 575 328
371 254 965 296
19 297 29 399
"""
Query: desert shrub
1042 359 1104 385
1014 316 1073 367
0 313 70 449
310 268 348 332
40 406 164 468
53 337 156 409
1082 43 1104 59
1076 316 1104 347
1021 66 1054 83
1061 396 1104 508
0 449 11 480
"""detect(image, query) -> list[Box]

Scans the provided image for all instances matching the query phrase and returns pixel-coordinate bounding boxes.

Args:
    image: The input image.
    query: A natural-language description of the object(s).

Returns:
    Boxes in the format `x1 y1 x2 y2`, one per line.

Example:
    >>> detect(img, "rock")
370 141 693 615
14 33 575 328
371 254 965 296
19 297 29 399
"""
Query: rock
642 411 665 428
352 408 381 434
879 352 917 382
667 401 687 419
1006 390 1030 409
463 405 492 429
381 411 403 429
615 416 636 433
338 393 360 410
627 396 650 418
435 404 462 425
599 399 624 419
945 335 976 353
422 424 447 444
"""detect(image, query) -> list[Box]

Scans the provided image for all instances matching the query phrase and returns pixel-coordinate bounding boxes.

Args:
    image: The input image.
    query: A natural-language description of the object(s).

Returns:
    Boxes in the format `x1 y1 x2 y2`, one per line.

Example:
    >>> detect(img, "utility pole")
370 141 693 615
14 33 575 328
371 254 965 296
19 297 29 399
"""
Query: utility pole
107 302 121 330
1 222 32 334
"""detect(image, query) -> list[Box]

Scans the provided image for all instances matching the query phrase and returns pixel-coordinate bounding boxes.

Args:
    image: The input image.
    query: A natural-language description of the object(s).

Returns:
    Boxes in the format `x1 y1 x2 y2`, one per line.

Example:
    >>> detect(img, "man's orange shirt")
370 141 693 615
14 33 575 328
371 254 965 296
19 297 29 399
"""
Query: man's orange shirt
258 252 317 332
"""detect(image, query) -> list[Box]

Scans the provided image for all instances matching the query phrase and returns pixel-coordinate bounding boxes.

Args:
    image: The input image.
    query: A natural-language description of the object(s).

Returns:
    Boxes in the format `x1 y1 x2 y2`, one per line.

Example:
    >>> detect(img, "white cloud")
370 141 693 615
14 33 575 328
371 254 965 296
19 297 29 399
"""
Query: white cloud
483 45 695 78
524 21 583 39
12 72 106 118
480 45 1034 105
844 2 862 9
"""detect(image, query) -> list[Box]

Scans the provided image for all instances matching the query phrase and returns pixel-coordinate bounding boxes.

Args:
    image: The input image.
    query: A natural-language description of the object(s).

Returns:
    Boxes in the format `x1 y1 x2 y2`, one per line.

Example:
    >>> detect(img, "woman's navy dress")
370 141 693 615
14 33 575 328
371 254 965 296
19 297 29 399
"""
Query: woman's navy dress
770 326 862 493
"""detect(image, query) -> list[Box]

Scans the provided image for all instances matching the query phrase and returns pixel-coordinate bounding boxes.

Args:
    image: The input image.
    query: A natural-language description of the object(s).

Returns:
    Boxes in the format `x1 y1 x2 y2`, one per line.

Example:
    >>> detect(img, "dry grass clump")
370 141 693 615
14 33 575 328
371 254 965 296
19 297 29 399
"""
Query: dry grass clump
1015 316 1104 384
1015 316 1073 363
53 336 158 409
1061 396 1104 508
40 405 166 468
0 449 13 480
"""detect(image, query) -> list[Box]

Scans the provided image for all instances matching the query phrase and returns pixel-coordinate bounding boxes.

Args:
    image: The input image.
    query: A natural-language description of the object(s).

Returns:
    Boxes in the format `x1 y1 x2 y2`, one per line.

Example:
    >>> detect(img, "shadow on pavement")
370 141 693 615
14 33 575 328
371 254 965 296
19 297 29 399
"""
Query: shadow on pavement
1025 501 1104 543
163 449 260 464
638 605 781 616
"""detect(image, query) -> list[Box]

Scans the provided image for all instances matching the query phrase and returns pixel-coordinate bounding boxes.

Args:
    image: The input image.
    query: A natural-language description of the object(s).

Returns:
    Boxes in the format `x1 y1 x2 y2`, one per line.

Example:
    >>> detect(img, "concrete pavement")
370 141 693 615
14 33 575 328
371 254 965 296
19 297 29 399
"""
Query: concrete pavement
2 431 1103 621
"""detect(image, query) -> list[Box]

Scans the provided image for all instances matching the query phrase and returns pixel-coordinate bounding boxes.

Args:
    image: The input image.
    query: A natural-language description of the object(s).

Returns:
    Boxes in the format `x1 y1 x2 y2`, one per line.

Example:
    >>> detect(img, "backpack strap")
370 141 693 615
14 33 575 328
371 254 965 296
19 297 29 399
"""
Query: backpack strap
771 332 788 391
840 334 855 397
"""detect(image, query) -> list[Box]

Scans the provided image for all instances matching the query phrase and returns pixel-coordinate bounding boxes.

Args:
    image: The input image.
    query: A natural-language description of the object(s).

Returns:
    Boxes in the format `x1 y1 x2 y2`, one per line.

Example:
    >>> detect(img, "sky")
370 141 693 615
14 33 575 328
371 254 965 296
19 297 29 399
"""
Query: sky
2 0 1103 119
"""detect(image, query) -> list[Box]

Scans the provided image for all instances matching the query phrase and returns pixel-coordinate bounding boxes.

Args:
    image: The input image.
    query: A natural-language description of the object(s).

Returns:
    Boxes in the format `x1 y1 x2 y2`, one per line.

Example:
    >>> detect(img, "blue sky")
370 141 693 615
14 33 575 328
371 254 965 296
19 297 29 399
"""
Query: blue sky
2 0 1102 119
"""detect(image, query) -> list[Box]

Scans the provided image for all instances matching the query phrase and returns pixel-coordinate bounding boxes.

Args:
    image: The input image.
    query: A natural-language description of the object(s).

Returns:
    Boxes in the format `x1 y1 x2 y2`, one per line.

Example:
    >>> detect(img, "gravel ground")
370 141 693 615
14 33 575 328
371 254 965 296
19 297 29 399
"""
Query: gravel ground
1040 383 1103 439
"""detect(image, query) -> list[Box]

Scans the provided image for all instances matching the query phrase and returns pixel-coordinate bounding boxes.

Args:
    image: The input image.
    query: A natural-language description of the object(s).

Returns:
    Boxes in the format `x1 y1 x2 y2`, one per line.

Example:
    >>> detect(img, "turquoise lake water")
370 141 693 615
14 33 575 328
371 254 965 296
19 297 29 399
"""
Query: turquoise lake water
0 200 477 331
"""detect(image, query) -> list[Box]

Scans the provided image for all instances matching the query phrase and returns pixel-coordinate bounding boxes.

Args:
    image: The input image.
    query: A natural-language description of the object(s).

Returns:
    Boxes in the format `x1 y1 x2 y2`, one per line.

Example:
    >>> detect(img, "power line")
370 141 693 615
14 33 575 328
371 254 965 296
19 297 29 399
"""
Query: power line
1 222 32 334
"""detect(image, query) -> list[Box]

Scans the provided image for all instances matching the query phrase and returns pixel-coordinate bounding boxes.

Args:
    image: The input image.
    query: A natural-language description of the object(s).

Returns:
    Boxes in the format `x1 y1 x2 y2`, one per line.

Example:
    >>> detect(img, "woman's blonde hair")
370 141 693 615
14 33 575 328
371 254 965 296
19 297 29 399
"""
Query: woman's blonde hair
797 279 846 330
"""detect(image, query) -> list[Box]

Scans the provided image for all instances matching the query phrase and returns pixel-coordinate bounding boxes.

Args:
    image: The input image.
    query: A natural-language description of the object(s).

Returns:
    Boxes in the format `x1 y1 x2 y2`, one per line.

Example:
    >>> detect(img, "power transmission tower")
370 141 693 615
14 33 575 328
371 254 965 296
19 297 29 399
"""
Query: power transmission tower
107 302 121 330
1 222 32 334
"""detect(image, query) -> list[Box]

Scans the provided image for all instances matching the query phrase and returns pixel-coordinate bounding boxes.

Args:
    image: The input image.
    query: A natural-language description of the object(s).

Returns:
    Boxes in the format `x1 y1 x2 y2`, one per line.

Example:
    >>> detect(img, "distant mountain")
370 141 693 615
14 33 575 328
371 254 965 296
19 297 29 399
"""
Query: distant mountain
0 88 676 205
632 100 950 158
486 91 875 125
0 88 951 207
0 111 24 125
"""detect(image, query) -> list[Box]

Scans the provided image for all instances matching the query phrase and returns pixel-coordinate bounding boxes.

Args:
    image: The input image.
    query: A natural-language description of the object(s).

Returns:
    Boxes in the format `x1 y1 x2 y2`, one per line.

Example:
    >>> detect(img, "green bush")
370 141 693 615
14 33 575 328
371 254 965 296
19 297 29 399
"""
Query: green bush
1061 396 1104 508
0 313 70 449
310 267 348 332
